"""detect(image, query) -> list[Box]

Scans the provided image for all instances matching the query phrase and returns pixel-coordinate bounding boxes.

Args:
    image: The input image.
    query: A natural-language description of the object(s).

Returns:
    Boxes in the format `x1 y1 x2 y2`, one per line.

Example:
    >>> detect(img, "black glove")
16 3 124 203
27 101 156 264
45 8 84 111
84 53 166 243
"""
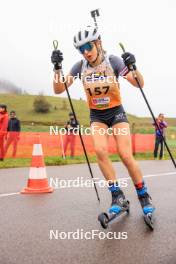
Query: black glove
121 52 137 71
51 50 63 70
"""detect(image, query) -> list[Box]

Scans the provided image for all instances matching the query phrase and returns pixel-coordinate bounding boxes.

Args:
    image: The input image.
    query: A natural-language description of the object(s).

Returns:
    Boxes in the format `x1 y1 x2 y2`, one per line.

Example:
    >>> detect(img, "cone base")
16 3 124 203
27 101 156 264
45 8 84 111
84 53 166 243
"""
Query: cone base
21 186 53 194
21 178 53 194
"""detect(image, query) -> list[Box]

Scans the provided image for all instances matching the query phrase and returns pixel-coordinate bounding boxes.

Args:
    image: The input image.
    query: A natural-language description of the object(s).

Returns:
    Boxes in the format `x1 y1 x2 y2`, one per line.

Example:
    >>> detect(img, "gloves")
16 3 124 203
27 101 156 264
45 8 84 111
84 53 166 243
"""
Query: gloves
122 52 137 71
51 50 63 70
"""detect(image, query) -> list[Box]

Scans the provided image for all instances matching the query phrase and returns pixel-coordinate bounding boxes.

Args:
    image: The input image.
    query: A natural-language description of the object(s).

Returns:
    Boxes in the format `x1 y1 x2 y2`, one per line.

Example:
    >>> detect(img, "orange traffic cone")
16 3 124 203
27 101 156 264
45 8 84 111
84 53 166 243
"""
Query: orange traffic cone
21 139 53 194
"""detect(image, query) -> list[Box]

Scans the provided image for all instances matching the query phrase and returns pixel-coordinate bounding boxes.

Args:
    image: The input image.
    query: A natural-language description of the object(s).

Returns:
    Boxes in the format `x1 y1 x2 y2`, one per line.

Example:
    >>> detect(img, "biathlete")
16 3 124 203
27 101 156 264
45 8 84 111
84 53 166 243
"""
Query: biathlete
51 26 155 219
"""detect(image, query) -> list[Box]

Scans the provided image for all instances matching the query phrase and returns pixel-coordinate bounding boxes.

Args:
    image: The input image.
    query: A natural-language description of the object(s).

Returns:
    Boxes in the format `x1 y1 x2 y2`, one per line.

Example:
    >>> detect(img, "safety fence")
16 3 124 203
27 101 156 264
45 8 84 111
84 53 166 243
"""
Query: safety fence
3 132 155 158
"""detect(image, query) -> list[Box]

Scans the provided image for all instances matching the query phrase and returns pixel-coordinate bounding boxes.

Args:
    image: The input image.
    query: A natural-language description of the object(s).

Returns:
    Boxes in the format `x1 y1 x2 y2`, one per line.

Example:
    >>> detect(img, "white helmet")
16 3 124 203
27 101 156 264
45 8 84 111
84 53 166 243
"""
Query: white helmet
73 26 100 48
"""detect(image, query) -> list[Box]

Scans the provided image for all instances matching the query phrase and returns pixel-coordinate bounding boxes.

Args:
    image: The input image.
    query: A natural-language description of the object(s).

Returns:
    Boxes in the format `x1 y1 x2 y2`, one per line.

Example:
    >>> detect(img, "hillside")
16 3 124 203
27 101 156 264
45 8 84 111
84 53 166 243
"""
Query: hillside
0 94 90 127
0 94 175 132
0 93 138 125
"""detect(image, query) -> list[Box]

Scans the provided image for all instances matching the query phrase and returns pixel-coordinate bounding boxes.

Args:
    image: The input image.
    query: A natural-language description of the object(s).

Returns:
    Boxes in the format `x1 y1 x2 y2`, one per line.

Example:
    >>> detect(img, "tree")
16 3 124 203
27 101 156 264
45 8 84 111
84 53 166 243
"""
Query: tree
33 95 51 113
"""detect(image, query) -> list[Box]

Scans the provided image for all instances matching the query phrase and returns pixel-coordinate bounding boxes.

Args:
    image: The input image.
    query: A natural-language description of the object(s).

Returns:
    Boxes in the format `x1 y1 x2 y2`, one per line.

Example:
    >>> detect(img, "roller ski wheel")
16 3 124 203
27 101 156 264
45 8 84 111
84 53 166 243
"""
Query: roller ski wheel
98 213 109 229
98 200 130 229
144 212 154 231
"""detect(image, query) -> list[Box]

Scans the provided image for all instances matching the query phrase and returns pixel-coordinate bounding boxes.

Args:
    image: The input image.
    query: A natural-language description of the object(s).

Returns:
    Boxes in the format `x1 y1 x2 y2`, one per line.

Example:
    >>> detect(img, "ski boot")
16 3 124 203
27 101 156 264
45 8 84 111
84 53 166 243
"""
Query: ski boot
138 191 155 230
98 185 130 229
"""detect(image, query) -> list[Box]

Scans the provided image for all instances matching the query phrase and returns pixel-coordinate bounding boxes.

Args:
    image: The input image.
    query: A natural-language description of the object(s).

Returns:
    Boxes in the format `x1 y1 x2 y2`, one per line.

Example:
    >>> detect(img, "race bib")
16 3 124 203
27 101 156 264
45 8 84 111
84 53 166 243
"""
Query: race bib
92 97 110 108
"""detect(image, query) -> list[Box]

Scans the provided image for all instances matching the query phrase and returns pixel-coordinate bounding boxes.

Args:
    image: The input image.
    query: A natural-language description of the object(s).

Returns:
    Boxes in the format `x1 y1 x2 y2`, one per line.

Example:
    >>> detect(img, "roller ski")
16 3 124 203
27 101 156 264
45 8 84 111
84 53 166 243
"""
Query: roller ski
98 188 130 229
137 187 155 231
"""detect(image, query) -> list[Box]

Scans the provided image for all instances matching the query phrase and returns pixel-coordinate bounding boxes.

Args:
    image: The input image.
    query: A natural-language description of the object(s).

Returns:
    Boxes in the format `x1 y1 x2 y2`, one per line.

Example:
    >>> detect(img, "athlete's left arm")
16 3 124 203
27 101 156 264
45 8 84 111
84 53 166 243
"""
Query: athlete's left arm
124 70 144 88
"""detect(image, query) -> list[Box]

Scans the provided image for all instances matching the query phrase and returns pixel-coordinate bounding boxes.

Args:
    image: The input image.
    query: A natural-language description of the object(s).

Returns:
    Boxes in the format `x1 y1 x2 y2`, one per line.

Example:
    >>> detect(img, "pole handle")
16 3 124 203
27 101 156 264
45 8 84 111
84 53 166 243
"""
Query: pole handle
53 40 58 50
119 42 126 53
119 42 136 74
90 9 100 18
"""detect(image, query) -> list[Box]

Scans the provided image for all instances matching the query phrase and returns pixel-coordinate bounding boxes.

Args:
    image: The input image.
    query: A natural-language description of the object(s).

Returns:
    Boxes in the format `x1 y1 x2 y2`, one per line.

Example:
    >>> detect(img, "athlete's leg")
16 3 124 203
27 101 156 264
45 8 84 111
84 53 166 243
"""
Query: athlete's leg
113 122 155 214
112 122 143 184
91 122 116 182
91 122 127 213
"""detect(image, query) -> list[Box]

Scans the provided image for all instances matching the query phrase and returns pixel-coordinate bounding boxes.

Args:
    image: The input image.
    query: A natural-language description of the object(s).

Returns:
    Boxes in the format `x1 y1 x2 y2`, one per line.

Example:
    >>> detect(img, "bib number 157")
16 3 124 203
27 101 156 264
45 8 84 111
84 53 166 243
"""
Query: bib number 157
86 86 109 96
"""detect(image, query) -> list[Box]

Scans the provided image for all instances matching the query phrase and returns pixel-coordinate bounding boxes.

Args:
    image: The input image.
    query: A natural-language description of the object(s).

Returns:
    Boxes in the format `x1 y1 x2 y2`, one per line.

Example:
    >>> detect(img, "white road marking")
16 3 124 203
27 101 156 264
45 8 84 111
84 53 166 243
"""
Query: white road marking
0 171 176 198
0 192 20 197
122 171 176 181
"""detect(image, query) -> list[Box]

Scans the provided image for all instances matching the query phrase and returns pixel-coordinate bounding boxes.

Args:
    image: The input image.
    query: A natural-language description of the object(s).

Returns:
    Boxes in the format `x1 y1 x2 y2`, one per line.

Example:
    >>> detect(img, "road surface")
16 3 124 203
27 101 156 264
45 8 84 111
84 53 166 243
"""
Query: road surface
0 160 176 264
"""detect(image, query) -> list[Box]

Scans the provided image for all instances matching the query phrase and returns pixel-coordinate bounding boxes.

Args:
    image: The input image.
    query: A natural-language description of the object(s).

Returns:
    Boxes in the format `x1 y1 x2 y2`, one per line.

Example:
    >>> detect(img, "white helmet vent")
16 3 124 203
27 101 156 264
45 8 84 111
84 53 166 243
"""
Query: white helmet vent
73 26 100 48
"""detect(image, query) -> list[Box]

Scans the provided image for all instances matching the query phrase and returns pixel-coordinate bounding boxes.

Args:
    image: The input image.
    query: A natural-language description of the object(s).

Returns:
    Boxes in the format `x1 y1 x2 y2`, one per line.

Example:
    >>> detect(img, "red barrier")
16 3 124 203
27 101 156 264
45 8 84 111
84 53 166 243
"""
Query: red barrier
4 132 155 158
131 134 155 154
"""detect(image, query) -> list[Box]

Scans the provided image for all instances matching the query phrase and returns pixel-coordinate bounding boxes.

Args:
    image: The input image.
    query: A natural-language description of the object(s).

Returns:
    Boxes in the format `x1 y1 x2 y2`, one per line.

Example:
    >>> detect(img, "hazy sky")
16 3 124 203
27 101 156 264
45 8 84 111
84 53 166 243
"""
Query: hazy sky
0 0 176 117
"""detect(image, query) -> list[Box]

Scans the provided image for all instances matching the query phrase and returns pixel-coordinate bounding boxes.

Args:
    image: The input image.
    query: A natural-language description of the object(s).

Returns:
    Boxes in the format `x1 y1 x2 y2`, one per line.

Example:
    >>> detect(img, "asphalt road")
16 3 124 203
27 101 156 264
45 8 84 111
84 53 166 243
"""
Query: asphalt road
0 160 176 264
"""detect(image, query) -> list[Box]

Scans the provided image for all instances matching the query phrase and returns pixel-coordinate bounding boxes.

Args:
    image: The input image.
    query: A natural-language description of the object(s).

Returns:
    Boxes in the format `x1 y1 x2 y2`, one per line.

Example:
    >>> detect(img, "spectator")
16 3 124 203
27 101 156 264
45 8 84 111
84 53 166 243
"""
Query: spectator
0 104 8 161
4 111 21 158
63 112 79 158
153 113 167 159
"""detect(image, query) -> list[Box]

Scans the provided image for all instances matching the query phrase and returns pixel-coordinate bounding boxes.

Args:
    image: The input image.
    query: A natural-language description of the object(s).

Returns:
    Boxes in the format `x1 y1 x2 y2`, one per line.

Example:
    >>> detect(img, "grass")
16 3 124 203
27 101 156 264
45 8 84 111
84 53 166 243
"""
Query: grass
1 151 175 169
0 158 31 168
1 93 176 134
0 93 175 169
0 155 119 169
1 94 91 127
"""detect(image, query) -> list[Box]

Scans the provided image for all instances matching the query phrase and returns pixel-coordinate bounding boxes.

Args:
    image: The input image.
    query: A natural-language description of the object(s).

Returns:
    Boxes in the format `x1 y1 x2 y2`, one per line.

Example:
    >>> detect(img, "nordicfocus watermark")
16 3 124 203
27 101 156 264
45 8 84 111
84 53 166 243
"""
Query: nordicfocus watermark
49 229 128 240
50 125 129 136
50 177 128 189
54 73 120 84
49 22 126 38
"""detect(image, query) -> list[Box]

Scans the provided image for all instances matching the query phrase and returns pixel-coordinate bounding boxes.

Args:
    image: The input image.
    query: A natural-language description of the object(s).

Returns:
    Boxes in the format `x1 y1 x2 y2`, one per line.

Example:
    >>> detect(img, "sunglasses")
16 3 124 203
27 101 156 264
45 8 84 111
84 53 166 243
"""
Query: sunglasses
78 42 94 54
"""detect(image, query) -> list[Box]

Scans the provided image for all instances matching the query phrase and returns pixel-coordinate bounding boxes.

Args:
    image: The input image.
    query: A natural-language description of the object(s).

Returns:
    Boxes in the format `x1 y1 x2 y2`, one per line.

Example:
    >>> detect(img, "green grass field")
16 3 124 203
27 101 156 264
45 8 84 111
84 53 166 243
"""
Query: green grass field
1 93 144 129
0 93 175 169
1 94 90 127
1 93 176 133
0 151 176 169
0 153 150 169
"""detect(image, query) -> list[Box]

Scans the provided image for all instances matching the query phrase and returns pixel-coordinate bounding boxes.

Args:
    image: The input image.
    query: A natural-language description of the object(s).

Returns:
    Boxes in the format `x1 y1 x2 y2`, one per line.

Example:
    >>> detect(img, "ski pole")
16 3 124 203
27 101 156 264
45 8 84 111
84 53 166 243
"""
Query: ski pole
119 42 176 168
53 40 100 202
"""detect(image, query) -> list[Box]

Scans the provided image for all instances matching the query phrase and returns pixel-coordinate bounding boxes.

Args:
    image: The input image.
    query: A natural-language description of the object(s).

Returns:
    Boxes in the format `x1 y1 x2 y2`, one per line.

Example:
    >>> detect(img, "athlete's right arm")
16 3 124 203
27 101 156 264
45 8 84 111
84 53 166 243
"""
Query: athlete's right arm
53 71 74 94
51 49 82 94
51 49 74 94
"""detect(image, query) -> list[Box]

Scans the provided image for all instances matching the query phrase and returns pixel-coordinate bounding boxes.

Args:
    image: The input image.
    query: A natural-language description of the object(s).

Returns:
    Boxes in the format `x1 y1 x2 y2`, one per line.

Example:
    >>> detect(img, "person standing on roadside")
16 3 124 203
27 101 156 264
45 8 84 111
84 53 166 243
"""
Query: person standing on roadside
4 111 21 158
0 104 8 161
153 113 167 160
63 112 79 158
